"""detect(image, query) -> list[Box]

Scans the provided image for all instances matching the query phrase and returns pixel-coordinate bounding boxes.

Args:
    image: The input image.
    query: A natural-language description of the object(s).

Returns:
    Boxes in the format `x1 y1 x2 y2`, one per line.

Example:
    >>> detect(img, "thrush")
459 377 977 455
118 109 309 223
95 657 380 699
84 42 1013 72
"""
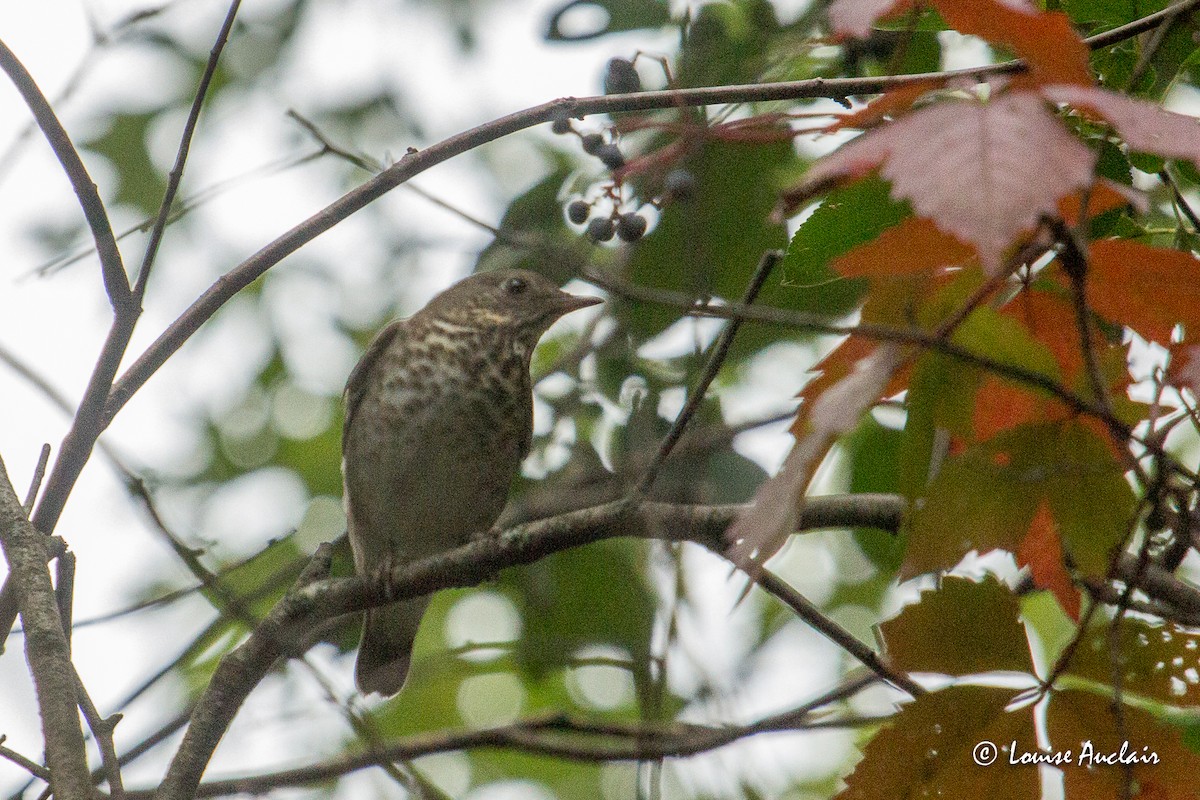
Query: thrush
342 268 601 696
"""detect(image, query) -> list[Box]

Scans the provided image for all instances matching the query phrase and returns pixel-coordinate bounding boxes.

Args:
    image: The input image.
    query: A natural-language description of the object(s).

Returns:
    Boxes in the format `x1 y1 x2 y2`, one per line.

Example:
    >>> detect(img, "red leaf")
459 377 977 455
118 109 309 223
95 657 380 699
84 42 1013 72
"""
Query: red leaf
803 91 1096 274
1088 239 1200 345
831 217 977 277
1057 179 1144 226
1043 84 1200 168
1016 503 1081 620
828 0 1091 85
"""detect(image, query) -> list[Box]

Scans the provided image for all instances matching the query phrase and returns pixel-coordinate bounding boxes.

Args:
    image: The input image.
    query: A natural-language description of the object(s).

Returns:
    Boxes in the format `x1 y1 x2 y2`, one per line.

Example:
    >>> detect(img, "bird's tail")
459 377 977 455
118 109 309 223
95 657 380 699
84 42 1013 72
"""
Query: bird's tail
355 596 430 697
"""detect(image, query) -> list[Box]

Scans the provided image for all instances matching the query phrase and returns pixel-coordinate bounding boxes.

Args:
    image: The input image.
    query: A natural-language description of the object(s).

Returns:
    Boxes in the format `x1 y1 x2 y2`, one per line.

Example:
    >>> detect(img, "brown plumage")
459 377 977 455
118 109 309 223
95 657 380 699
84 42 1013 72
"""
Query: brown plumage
342 269 600 696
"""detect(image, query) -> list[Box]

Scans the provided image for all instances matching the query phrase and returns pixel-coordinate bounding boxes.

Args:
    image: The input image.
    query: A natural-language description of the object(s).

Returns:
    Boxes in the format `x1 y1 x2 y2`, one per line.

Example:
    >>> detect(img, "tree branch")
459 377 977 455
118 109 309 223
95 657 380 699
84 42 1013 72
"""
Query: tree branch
132 0 241 299
154 495 903 799
635 250 782 495
0 38 130 311
142 672 882 798
0 456 91 800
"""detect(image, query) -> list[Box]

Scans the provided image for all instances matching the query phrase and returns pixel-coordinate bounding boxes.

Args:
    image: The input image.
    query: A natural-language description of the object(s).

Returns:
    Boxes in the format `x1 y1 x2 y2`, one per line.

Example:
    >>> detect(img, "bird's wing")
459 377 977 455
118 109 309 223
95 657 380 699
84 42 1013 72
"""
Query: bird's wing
343 320 403 451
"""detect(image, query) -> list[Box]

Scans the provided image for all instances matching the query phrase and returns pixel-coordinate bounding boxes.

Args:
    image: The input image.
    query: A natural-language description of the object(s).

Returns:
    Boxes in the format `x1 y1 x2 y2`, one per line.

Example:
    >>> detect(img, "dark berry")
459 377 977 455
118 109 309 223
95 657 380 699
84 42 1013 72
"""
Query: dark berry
581 133 604 155
550 114 572 135
567 200 590 225
596 144 625 170
604 58 642 95
616 213 647 242
585 217 615 242
663 169 697 200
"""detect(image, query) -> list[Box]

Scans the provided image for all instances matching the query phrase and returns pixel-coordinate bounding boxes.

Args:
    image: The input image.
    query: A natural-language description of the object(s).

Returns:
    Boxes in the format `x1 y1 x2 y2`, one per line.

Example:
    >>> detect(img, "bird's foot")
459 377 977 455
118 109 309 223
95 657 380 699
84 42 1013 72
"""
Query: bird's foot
469 524 504 544
373 551 398 602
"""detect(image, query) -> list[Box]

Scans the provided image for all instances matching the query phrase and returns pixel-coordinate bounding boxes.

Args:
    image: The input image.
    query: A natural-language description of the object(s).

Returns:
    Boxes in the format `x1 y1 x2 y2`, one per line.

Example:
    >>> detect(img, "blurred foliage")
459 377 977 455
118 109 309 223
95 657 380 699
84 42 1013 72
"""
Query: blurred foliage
15 0 1200 796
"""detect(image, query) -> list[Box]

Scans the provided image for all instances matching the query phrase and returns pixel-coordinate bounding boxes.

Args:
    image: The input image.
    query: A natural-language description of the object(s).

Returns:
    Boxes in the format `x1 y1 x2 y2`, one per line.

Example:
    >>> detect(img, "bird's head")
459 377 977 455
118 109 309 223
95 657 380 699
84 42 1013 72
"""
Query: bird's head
422 269 602 345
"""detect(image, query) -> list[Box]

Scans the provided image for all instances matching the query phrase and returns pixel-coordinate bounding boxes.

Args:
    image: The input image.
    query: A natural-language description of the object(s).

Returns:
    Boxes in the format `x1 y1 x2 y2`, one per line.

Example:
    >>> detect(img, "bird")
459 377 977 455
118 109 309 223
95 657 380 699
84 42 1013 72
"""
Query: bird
342 268 601 696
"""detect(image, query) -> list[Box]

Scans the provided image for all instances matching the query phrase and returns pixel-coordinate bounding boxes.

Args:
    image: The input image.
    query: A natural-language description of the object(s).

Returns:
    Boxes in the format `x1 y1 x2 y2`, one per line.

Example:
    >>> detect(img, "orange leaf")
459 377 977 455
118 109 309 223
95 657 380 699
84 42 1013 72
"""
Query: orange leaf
830 80 944 132
827 0 1091 85
1057 179 1142 226
1088 239 1200 345
1000 284 1086 379
933 0 1092 86
1016 503 1081 620
832 217 976 278
972 377 1048 441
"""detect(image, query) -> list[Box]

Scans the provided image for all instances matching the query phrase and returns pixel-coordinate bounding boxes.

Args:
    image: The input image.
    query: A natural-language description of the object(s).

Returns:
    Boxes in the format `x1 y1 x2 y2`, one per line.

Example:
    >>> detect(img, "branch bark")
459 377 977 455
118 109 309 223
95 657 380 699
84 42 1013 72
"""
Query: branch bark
0 456 91 799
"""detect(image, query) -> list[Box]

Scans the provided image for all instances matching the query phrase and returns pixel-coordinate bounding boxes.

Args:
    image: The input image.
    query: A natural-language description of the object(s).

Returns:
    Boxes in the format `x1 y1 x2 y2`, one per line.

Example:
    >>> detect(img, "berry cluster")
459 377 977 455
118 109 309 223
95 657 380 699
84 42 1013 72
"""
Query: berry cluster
552 58 651 243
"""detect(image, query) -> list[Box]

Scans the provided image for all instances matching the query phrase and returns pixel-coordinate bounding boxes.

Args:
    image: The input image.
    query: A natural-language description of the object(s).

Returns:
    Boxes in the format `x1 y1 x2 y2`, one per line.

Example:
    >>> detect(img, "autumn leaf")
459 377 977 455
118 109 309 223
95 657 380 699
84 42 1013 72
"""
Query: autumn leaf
1046 689 1200 799
1167 341 1200 395
878 575 1036 676
831 216 977 278
828 0 1091 85
1016 503 1081 620
1042 84 1200 168
836 685 1038 800
906 421 1132 578
727 344 907 575
1087 239 1200 346
1068 618 1200 707
830 80 944 132
798 91 1096 274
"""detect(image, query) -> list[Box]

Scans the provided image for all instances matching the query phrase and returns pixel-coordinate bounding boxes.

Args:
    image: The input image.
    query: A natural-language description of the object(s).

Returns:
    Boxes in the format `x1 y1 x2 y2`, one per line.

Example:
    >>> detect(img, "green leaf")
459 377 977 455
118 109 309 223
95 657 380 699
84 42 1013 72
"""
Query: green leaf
905 421 1132 578
1067 618 1200 706
836 685 1038 800
544 0 671 42
500 539 657 695
899 305 1061 498
879 575 1034 676
843 415 909 574
780 176 907 319
621 137 793 349
677 0 780 88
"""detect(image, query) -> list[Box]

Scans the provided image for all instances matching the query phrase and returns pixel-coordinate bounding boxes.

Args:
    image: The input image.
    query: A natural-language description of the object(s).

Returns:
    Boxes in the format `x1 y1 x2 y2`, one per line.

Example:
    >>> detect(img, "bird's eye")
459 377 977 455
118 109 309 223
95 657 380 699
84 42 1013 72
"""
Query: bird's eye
502 277 528 295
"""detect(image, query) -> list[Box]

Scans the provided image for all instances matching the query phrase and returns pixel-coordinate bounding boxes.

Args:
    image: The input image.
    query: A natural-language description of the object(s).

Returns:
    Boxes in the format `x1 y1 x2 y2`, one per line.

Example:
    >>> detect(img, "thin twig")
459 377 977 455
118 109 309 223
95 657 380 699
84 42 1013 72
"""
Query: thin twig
133 0 242 299
73 667 126 798
754 569 924 696
22 444 50 514
0 457 91 799
592 271 1200 487
1125 5 1187 91
134 678 881 799
0 38 130 310
155 498 900 798
635 250 782 496
0 736 51 782
0 0 239 644
1160 168 1200 233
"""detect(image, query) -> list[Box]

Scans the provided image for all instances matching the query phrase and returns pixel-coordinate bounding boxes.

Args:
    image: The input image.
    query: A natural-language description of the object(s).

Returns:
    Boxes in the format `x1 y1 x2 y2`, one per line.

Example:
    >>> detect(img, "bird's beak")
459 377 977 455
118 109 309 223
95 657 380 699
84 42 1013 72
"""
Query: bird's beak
557 292 603 314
